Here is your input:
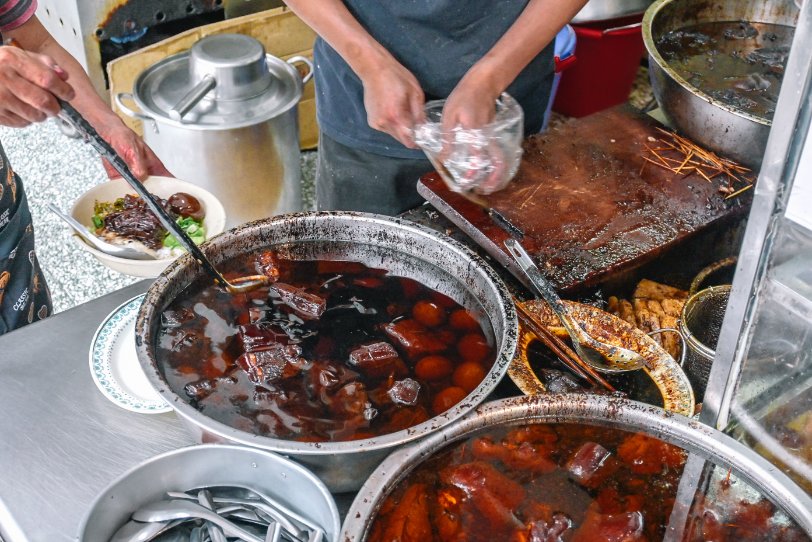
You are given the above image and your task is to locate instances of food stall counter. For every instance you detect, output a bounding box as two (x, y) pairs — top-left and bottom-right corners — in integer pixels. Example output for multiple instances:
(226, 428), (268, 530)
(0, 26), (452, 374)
(0, 281), (193, 541)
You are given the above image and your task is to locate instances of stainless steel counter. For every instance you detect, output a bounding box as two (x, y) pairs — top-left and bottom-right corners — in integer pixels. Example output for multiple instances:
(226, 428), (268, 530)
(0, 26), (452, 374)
(0, 205), (518, 541)
(0, 281), (194, 541)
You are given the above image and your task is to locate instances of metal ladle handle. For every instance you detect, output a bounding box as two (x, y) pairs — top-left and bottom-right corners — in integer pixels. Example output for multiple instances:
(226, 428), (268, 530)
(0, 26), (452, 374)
(57, 100), (231, 289)
(169, 75), (216, 121)
(504, 238), (579, 334)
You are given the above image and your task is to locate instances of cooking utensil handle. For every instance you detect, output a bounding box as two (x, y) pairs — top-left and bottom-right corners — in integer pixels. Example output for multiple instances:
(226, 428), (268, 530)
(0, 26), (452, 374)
(46, 202), (90, 236)
(169, 75), (216, 121)
(115, 92), (158, 132)
(286, 55), (314, 84)
(57, 100), (230, 289)
(503, 239), (572, 322)
(602, 21), (642, 35)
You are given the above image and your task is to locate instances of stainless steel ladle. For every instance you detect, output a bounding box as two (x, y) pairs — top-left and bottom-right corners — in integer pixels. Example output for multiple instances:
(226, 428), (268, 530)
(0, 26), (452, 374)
(57, 101), (268, 294)
(47, 203), (157, 260)
(504, 238), (648, 373)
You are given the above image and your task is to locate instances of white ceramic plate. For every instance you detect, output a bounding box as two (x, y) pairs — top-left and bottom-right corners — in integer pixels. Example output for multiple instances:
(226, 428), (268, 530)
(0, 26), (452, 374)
(89, 294), (171, 414)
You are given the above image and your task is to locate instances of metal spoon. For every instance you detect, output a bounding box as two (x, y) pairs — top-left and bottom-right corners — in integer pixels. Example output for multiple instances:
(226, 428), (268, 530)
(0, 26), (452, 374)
(168, 491), (307, 541)
(132, 500), (264, 542)
(504, 238), (648, 373)
(47, 203), (156, 260)
(109, 518), (186, 542)
(56, 101), (269, 295)
(198, 490), (227, 542)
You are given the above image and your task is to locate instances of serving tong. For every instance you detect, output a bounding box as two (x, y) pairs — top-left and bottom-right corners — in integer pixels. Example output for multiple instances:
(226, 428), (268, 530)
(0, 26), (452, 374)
(504, 238), (649, 373)
(56, 101), (268, 294)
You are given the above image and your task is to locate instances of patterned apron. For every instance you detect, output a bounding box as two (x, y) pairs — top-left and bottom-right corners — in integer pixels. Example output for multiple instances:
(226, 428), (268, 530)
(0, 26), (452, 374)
(0, 141), (52, 334)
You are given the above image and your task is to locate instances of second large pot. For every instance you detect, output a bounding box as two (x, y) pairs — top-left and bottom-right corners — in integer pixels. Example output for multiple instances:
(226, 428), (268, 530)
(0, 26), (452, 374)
(117, 34), (312, 228)
(134, 212), (518, 493)
(643, 0), (799, 169)
(343, 394), (812, 540)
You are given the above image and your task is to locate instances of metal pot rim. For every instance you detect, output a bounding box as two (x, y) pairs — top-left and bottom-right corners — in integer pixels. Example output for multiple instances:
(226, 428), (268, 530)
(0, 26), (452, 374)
(643, 0), (773, 127)
(131, 52), (304, 131)
(135, 211), (518, 456)
(342, 394), (812, 541)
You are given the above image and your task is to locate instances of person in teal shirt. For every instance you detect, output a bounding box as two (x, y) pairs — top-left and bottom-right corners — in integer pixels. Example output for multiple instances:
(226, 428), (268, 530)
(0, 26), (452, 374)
(283, 0), (587, 215)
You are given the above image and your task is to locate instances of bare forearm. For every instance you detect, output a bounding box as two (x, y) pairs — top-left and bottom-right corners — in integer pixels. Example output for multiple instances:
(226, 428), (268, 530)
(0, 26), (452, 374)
(283, 0), (396, 79)
(466, 0), (589, 97)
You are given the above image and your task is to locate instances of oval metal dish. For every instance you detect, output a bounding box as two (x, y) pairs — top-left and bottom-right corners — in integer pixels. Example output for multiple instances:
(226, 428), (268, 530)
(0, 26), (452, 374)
(509, 299), (695, 416)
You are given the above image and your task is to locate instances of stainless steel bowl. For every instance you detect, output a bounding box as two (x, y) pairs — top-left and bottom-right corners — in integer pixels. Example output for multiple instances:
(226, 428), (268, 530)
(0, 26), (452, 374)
(643, 0), (799, 168)
(342, 394), (812, 541)
(134, 212), (518, 493)
(573, 0), (654, 23)
(78, 444), (340, 541)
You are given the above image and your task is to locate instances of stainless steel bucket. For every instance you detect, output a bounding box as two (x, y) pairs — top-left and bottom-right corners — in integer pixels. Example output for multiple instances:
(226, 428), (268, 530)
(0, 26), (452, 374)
(643, 0), (799, 168)
(116, 34), (313, 228)
(679, 284), (731, 398)
(134, 212), (519, 493)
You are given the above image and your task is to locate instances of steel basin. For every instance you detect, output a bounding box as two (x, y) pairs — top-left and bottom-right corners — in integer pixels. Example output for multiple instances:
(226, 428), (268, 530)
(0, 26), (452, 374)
(643, 0), (799, 168)
(342, 394), (812, 540)
(134, 212), (518, 493)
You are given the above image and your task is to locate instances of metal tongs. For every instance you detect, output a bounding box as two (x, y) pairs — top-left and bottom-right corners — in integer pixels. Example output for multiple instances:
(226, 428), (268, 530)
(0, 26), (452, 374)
(504, 238), (648, 373)
(57, 101), (268, 294)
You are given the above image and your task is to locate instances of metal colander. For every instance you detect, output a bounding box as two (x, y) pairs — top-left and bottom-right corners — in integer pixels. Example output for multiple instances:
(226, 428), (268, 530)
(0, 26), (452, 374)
(679, 284), (731, 399)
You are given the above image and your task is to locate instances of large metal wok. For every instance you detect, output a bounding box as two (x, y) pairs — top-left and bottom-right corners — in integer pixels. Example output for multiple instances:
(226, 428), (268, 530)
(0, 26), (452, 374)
(342, 394), (812, 541)
(134, 212), (518, 493)
(643, 0), (799, 168)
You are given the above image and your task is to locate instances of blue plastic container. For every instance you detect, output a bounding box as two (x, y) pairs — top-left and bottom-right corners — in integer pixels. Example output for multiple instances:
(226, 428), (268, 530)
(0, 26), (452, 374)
(542, 24), (577, 130)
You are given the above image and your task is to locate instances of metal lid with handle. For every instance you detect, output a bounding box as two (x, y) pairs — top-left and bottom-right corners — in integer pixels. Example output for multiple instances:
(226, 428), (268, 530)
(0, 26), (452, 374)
(116, 34), (314, 130)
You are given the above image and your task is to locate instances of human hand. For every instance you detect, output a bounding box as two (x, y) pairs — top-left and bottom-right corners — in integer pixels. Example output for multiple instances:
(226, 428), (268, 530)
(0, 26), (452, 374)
(359, 58), (425, 148)
(0, 46), (75, 127)
(440, 70), (501, 133)
(96, 120), (172, 181)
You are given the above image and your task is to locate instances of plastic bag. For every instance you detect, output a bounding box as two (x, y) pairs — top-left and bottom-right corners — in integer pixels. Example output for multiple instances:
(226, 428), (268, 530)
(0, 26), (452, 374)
(414, 93), (524, 195)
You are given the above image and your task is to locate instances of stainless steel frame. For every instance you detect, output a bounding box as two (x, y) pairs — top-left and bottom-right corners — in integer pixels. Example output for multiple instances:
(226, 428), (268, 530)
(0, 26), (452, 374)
(701, 0), (812, 429)
(698, 0), (812, 500)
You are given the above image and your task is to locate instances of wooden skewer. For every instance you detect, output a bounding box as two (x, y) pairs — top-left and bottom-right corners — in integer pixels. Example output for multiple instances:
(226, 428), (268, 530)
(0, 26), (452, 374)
(515, 303), (617, 393)
(642, 156), (674, 171)
(724, 183), (753, 199)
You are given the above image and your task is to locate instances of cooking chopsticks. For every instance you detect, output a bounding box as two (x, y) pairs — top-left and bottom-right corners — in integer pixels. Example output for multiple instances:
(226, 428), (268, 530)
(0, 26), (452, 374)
(515, 302), (617, 393)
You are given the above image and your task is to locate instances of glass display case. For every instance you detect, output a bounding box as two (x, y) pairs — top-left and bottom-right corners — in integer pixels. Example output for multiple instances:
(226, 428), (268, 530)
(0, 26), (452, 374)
(701, 0), (812, 500)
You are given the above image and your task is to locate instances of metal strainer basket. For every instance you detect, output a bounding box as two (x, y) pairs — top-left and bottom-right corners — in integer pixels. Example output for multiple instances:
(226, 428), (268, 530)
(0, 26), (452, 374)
(679, 284), (731, 399)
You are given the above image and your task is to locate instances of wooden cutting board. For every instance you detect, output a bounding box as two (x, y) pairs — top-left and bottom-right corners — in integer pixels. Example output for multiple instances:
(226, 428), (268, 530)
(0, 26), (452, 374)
(417, 105), (752, 293)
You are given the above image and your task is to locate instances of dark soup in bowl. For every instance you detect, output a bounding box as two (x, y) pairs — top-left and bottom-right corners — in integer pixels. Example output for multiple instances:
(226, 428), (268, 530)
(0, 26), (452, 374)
(155, 242), (496, 443)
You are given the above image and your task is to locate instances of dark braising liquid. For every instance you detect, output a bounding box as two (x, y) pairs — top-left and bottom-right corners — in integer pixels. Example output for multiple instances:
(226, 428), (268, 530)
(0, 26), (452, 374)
(657, 21), (794, 119)
(526, 340), (665, 407)
(369, 423), (808, 542)
(156, 248), (496, 442)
